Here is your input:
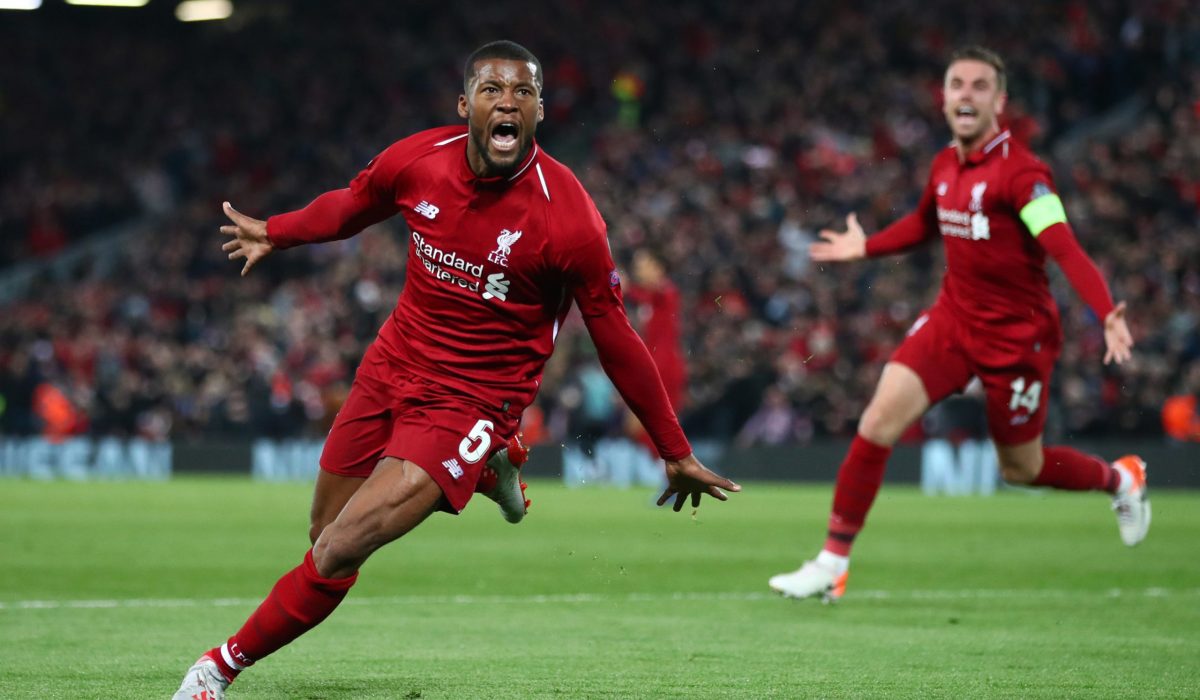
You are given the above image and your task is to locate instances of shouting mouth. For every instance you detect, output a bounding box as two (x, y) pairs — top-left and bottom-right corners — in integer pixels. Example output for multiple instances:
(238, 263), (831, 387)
(490, 121), (520, 153)
(953, 105), (979, 126)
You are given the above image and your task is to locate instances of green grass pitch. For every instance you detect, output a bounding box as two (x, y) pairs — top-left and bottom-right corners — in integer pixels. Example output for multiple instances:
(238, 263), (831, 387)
(2, 478), (1198, 698)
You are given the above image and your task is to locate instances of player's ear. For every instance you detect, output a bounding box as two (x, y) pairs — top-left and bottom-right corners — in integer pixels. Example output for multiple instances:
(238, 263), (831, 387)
(537, 98), (544, 123)
(457, 94), (469, 119)
(994, 91), (1007, 117)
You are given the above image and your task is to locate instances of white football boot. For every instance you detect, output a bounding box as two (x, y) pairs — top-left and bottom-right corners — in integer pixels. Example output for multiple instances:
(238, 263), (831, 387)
(1111, 455), (1151, 546)
(171, 655), (229, 700)
(479, 435), (530, 524)
(769, 556), (849, 603)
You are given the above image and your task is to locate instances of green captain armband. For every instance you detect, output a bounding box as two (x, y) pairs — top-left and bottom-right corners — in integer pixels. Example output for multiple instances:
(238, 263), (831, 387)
(1019, 193), (1068, 237)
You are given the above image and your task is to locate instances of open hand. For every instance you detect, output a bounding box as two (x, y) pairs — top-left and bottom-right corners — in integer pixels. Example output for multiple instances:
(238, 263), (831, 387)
(810, 213), (867, 263)
(657, 454), (741, 512)
(1103, 301), (1134, 365)
(220, 201), (274, 276)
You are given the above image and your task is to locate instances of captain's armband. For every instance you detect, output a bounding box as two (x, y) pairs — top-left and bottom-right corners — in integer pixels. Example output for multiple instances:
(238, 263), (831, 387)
(1019, 193), (1067, 237)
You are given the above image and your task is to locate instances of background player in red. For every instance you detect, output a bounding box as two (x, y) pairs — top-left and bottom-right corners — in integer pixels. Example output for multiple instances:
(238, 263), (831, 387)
(624, 249), (688, 452)
(768, 47), (1145, 603)
(173, 40), (739, 699)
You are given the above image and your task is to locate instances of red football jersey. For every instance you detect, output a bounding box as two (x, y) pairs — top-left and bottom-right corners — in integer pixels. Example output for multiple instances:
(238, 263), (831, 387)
(272, 126), (621, 416)
(917, 130), (1064, 338)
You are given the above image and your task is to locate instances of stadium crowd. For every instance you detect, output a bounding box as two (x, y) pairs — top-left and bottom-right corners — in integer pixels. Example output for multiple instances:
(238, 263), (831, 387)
(1, 0), (1197, 447)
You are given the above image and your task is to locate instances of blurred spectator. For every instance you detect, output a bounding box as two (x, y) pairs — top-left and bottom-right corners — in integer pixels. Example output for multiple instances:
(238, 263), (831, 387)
(0, 351), (40, 436)
(625, 249), (687, 409)
(735, 385), (812, 447)
(0, 0), (1195, 444)
(1162, 364), (1200, 443)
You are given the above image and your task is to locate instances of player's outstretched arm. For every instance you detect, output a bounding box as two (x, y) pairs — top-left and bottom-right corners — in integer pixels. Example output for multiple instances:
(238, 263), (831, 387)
(810, 213), (867, 263)
(1035, 222), (1132, 365)
(581, 307), (740, 511)
(1104, 301), (1134, 365)
(220, 201), (274, 277)
(657, 454), (741, 512)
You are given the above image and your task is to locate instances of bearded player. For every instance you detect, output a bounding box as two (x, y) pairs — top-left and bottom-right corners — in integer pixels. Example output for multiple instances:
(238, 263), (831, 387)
(769, 46), (1146, 603)
(173, 40), (739, 698)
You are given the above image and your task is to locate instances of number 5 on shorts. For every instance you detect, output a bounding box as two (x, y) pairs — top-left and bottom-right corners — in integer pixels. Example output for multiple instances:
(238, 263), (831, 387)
(459, 419), (495, 463)
(1008, 378), (1042, 413)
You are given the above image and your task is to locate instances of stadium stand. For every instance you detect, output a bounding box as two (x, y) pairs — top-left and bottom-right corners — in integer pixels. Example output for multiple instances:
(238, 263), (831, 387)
(0, 0), (1196, 446)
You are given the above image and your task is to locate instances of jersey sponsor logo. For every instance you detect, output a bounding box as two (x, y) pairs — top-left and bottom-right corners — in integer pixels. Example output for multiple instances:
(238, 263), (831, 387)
(970, 211), (990, 240)
(1030, 182), (1052, 202)
(487, 229), (523, 267)
(412, 231), (484, 292)
(414, 201), (440, 219)
(482, 272), (510, 301)
(442, 458), (464, 479)
(931, 181), (990, 240)
(608, 269), (621, 287)
(937, 206), (990, 241)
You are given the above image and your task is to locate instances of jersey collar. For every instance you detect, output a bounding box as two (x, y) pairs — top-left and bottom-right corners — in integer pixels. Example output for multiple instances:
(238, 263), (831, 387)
(459, 139), (541, 187)
(956, 129), (1011, 165)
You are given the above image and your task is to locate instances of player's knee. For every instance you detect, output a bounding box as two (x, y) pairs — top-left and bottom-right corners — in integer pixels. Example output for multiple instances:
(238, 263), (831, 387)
(857, 404), (902, 446)
(309, 508), (342, 545)
(311, 527), (367, 578)
(998, 458), (1039, 484)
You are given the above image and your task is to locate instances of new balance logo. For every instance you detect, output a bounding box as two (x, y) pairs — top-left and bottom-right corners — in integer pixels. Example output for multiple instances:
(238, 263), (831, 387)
(482, 272), (509, 301)
(442, 458), (464, 479)
(415, 201), (439, 219)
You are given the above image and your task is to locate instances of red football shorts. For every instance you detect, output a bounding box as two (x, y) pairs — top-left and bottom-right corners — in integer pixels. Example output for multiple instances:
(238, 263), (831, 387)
(890, 303), (1062, 445)
(319, 343), (521, 513)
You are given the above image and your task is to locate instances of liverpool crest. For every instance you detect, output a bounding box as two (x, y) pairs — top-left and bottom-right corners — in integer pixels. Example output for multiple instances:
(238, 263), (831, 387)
(488, 229), (522, 267)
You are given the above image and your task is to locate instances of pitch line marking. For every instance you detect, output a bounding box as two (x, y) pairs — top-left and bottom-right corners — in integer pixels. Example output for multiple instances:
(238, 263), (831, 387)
(2, 588), (1199, 611)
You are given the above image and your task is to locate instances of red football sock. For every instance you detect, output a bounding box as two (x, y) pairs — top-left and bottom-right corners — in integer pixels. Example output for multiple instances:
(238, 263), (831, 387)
(207, 549), (358, 682)
(1033, 446), (1119, 494)
(823, 435), (892, 557)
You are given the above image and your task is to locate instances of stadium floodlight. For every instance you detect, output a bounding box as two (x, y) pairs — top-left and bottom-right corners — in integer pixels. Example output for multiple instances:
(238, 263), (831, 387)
(65, 0), (150, 6)
(0, 0), (42, 9)
(175, 0), (231, 21)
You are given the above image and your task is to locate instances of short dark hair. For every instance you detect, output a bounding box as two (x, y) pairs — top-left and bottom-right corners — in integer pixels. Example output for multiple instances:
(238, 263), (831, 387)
(463, 40), (543, 94)
(948, 46), (1007, 93)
